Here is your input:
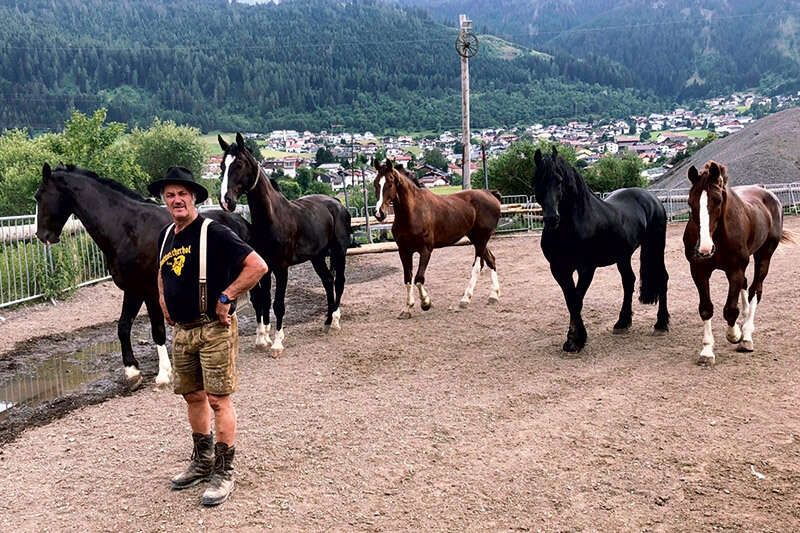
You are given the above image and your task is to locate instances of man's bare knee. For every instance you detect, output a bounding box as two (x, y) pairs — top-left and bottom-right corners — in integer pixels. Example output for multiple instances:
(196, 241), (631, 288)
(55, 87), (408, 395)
(206, 393), (231, 412)
(183, 390), (207, 404)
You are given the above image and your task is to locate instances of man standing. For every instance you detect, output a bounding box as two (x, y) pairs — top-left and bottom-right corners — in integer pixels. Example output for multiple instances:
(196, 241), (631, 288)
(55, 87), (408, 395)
(149, 166), (268, 506)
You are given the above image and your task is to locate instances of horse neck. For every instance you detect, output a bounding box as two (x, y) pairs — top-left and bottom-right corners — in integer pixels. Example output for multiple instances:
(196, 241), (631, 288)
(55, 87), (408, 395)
(245, 171), (288, 227)
(718, 185), (748, 237)
(559, 165), (598, 222)
(61, 176), (142, 250)
(390, 173), (420, 219)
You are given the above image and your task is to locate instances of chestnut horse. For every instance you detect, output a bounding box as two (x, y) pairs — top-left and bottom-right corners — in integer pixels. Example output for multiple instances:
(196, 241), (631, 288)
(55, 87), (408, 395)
(373, 159), (501, 317)
(684, 161), (794, 365)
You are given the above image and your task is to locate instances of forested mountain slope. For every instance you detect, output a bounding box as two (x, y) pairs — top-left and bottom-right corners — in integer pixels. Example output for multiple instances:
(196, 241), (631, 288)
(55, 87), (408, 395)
(0, 0), (663, 132)
(397, 0), (800, 99)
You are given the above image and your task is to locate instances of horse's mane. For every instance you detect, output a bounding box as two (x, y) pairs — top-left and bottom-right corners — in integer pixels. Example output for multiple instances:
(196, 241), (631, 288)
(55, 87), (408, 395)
(54, 164), (158, 204)
(553, 153), (593, 197)
(394, 165), (423, 189)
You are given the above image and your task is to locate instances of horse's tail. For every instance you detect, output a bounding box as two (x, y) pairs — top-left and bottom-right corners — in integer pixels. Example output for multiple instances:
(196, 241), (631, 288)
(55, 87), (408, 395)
(781, 229), (797, 245)
(638, 209), (669, 305)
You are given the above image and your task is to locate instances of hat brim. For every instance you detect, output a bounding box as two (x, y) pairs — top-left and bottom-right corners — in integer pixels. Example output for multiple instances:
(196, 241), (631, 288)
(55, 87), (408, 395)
(147, 178), (208, 204)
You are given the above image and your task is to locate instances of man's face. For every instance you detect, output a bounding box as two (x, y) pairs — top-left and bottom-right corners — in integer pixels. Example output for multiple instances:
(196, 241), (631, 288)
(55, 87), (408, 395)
(163, 183), (196, 222)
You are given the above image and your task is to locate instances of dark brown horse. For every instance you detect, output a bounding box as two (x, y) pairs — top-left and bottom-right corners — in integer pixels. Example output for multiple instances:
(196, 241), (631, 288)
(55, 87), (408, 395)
(684, 161), (794, 365)
(218, 133), (351, 356)
(372, 159), (501, 317)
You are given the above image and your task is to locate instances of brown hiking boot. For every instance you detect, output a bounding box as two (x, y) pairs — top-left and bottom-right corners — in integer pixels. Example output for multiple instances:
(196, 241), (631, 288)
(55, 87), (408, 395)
(171, 432), (214, 490)
(201, 442), (235, 506)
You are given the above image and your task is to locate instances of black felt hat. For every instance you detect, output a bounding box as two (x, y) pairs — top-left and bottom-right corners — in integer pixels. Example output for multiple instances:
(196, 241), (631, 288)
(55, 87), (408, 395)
(147, 166), (208, 203)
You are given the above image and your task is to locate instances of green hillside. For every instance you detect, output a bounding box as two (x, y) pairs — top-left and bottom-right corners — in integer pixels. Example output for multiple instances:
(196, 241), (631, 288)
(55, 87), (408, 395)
(0, 0), (663, 133)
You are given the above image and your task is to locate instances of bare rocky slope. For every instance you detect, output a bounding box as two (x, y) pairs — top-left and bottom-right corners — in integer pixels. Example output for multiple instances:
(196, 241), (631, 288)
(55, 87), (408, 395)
(650, 107), (800, 190)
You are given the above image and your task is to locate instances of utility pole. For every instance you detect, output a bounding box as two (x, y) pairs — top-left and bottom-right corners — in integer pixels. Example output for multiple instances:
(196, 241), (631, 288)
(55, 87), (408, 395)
(481, 141), (488, 189)
(361, 160), (372, 244)
(456, 15), (478, 190)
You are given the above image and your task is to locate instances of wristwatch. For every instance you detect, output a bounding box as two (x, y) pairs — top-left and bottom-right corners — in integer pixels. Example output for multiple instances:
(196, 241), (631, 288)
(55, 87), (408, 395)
(218, 293), (234, 305)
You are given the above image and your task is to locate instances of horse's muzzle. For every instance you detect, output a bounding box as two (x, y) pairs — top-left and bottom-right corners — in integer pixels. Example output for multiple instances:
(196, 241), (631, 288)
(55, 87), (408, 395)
(695, 244), (716, 259)
(375, 210), (386, 222)
(221, 194), (237, 213)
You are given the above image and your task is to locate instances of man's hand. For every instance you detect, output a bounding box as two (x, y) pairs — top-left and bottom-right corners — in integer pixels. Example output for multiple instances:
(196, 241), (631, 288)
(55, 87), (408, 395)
(216, 301), (232, 326)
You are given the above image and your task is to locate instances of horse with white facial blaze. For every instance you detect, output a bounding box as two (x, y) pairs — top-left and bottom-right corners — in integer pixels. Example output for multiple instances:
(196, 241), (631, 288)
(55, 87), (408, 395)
(34, 163), (267, 389)
(218, 133), (351, 356)
(683, 161), (794, 365)
(533, 146), (670, 353)
(372, 159), (501, 317)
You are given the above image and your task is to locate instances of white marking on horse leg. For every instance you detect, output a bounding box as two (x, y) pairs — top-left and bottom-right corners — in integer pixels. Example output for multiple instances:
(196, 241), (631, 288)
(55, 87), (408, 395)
(416, 282), (431, 310)
(698, 191), (714, 255)
(155, 345), (172, 387)
(739, 289), (750, 322)
(488, 268), (500, 304)
(124, 365), (141, 381)
(698, 319), (715, 364)
(460, 257), (482, 308)
(399, 283), (414, 318)
(255, 321), (272, 349)
(330, 307), (342, 330)
(742, 295), (758, 343)
(270, 328), (285, 357)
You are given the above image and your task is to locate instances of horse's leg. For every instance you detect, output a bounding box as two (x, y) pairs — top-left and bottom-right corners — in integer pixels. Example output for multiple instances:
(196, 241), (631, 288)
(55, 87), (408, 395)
(311, 256), (336, 332)
(723, 267), (747, 345)
(572, 265), (595, 349)
(252, 274), (273, 349)
(613, 257), (635, 333)
(414, 247), (433, 311)
(119, 291), (145, 389)
(270, 268), (289, 356)
(483, 246), (500, 304)
(330, 250), (347, 330)
(398, 247), (415, 319)
(690, 265), (715, 365)
(739, 246), (777, 352)
(459, 251), (482, 308)
(143, 296), (171, 388)
(551, 265), (586, 352)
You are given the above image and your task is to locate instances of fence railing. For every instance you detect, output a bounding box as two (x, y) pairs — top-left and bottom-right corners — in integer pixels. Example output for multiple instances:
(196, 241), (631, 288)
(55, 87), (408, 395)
(4, 183), (799, 309)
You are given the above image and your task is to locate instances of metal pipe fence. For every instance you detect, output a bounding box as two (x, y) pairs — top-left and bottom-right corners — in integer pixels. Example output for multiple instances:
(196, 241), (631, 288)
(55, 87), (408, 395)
(4, 183), (799, 309)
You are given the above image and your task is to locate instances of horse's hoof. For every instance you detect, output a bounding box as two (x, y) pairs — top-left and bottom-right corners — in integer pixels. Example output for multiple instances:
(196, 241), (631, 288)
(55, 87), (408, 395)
(154, 374), (172, 390)
(562, 340), (583, 353)
(255, 341), (271, 351)
(697, 354), (715, 366)
(458, 299), (470, 309)
(398, 310), (412, 319)
(651, 327), (668, 337)
(737, 340), (754, 352)
(726, 325), (743, 344)
(127, 374), (144, 391)
(612, 326), (630, 335)
(487, 296), (499, 305)
(270, 348), (284, 359)
(421, 301), (432, 311)
(323, 324), (331, 333)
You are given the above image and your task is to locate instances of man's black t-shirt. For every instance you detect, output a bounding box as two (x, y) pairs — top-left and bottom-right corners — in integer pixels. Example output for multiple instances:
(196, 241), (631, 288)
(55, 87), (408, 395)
(158, 215), (253, 324)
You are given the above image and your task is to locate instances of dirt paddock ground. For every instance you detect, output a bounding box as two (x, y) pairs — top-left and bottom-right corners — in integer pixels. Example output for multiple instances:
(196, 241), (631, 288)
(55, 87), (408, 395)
(1, 218), (799, 531)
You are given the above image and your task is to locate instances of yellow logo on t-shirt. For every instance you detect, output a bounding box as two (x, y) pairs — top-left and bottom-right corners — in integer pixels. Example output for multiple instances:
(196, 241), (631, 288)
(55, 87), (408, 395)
(172, 255), (186, 276)
(160, 244), (192, 276)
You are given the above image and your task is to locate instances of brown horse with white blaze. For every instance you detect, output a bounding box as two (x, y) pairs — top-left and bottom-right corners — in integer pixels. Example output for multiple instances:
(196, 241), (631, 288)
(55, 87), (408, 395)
(373, 159), (502, 317)
(684, 161), (794, 365)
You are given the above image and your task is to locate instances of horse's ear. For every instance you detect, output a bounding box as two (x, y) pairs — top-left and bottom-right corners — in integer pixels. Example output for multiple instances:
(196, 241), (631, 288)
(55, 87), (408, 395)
(386, 159), (394, 170)
(372, 158), (381, 170)
(534, 149), (543, 165)
(42, 162), (52, 179)
(551, 145), (558, 157)
(235, 132), (245, 148)
(688, 165), (699, 184)
(218, 135), (229, 151)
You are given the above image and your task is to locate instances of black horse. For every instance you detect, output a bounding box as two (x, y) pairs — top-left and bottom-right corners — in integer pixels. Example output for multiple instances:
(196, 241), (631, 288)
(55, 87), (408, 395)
(218, 133), (351, 356)
(533, 147), (670, 352)
(34, 163), (267, 388)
